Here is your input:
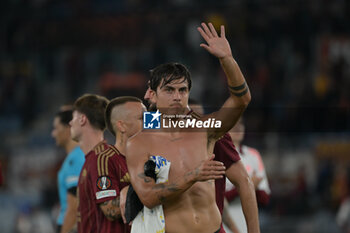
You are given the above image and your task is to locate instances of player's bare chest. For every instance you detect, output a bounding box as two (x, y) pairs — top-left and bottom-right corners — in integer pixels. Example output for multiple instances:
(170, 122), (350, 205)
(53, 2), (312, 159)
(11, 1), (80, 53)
(148, 133), (208, 171)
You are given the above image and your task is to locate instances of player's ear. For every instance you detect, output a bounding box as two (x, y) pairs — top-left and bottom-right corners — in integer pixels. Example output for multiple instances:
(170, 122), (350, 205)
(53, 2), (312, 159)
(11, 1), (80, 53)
(80, 114), (87, 126)
(116, 120), (126, 133)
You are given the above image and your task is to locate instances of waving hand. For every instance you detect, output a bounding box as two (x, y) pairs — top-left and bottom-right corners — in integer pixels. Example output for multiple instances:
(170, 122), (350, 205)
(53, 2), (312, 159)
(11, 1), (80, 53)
(197, 22), (232, 59)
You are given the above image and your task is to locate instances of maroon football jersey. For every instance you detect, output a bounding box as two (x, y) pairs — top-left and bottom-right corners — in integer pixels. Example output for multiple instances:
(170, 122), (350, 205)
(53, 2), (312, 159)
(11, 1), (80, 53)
(77, 142), (130, 233)
(214, 133), (240, 214)
(214, 133), (240, 233)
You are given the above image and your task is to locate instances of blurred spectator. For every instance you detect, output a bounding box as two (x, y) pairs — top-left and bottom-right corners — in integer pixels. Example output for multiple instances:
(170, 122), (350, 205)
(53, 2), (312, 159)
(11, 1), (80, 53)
(225, 117), (271, 233)
(65, 51), (85, 102)
(99, 70), (147, 99)
(331, 165), (350, 211)
(289, 165), (310, 215)
(336, 167), (350, 233)
(15, 206), (55, 233)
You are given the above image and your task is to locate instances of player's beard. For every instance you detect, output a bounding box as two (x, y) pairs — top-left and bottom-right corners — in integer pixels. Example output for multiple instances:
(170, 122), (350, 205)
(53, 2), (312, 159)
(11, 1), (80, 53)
(147, 103), (157, 112)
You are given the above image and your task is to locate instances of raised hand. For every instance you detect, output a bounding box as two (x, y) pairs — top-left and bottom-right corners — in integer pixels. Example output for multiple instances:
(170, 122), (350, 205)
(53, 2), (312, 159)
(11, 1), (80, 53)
(197, 22), (232, 59)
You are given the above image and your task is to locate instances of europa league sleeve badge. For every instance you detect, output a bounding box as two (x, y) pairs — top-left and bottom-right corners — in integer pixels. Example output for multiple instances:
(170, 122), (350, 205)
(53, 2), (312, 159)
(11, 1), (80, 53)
(96, 176), (112, 190)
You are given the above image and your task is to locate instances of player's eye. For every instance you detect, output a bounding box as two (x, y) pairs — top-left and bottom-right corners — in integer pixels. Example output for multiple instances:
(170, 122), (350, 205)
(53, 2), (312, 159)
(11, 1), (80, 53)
(179, 88), (188, 93)
(165, 88), (173, 93)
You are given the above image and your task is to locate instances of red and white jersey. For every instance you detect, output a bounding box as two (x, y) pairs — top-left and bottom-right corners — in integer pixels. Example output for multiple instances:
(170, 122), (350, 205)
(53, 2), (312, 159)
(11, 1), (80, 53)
(226, 145), (271, 196)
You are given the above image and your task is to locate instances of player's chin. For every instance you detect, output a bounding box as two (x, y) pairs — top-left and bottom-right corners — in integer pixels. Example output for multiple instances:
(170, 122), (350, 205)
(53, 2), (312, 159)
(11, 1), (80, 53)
(170, 107), (186, 115)
(147, 104), (157, 112)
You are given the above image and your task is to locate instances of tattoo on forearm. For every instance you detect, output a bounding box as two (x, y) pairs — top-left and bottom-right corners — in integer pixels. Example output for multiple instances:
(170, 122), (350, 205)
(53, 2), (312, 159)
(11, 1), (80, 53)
(112, 197), (120, 207)
(167, 184), (180, 192)
(228, 82), (248, 97)
(106, 206), (118, 220)
(152, 183), (180, 192)
(101, 197), (121, 220)
(138, 173), (152, 183)
(152, 182), (181, 203)
(152, 183), (166, 189)
(158, 194), (167, 203)
(100, 200), (109, 206)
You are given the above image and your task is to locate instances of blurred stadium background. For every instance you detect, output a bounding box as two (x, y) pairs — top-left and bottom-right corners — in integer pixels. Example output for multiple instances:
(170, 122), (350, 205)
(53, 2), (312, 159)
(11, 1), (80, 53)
(0, 0), (350, 232)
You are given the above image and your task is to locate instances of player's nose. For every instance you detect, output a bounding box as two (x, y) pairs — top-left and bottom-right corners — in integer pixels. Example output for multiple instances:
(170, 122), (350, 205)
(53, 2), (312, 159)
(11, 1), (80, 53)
(173, 90), (181, 100)
(144, 87), (151, 100)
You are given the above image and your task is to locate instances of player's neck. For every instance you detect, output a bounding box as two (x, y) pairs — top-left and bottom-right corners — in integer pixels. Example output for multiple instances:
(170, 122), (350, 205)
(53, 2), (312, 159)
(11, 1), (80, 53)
(114, 132), (127, 155)
(79, 128), (104, 154)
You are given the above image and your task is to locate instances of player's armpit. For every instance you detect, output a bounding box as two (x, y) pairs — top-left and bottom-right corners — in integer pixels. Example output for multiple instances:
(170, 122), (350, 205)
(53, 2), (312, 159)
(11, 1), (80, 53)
(99, 196), (121, 221)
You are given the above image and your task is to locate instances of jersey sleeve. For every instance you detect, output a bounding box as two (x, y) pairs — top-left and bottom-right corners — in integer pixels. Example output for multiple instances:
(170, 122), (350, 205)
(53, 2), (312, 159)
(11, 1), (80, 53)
(214, 133), (241, 169)
(65, 148), (85, 189)
(256, 190), (270, 206)
(93, 149), (121, 204)
(225, 188), (239, 202)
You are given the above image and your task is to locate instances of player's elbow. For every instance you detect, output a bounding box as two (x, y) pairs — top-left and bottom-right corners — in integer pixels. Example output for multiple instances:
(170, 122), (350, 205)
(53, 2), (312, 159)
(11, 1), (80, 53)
(238, 91), (251, 107)
(243, 91), (251, 106)
(140, 196), (159, 209)
(144, 202), (157, 209)
(231, 92), (251, 110)
(138, 190), (162, 209)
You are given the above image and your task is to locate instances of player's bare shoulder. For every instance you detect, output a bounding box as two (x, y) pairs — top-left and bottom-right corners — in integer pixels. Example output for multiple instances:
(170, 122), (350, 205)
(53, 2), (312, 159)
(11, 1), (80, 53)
(126, 131), (154, 157)
(129, 130), (156, 142)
